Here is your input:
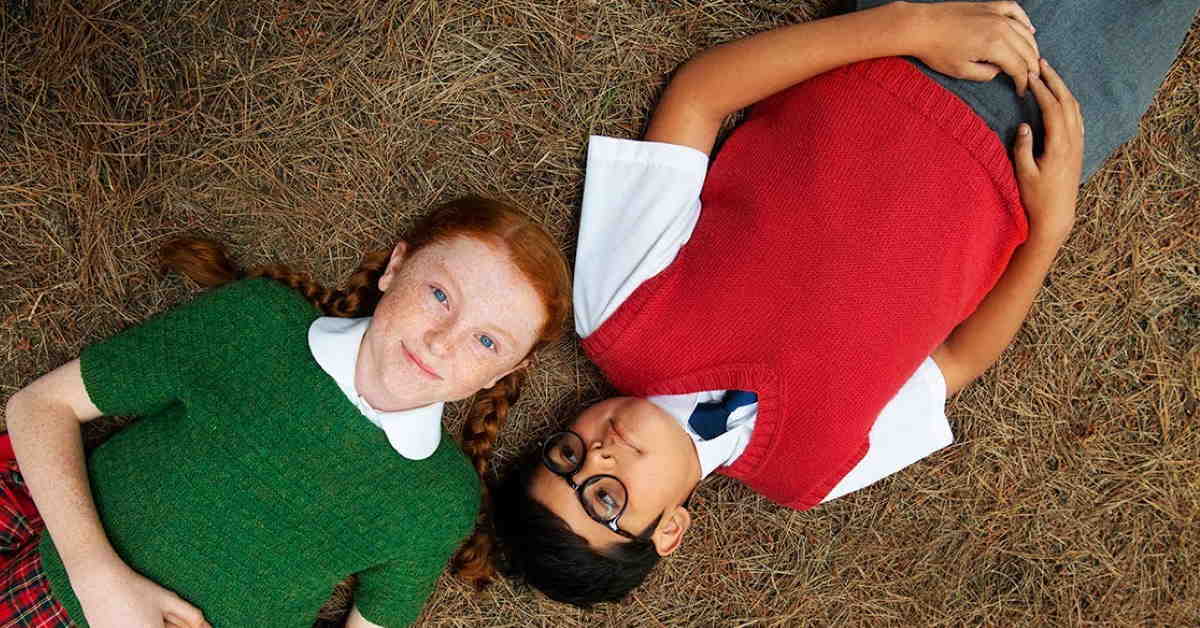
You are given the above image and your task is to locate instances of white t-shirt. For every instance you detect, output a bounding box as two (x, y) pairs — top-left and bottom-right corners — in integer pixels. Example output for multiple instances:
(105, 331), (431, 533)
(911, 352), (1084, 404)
(575, 135), (954, 503)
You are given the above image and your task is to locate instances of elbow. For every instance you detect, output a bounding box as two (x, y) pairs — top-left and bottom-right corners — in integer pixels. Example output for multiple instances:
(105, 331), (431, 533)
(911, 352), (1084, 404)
(931, 345), (977, 397)
(4, 389), (30, 433)
(663, 55), (725, 120)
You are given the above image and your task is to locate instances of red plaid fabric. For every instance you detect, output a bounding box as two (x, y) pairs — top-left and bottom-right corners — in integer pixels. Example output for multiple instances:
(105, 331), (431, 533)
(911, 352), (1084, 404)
(0, 436), (74, 628)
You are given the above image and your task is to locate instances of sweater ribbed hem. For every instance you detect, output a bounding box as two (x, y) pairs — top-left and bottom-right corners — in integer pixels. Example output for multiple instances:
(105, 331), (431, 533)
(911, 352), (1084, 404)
(851, 58), (1027, 238)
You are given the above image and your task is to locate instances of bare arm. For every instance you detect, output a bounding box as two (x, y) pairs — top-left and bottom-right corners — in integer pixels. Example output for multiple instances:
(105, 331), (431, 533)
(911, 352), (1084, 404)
(5, 360), (208, 628)
(933, 59), (1084, 395)
(932, 236), (1061, 395)
(6, 360), (113, 572)
(646, 1), (1040, 154)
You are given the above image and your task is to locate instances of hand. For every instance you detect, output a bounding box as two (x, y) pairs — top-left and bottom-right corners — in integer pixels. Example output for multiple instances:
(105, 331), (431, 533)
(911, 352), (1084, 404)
(908, 1), (1040, 96)
(70, 559), (211, 628)
(1013, 59), (1083, 248)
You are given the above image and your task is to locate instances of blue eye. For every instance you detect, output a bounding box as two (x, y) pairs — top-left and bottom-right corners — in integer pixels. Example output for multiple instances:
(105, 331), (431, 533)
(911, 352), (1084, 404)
(432, 287), (447, 304)
(479, 335), (495, 350)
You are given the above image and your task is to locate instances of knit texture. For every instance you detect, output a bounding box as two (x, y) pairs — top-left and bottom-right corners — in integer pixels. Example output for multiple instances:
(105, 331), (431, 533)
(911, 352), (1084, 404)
(38, 278), (479, 627)
(583, 58), (1028, 510)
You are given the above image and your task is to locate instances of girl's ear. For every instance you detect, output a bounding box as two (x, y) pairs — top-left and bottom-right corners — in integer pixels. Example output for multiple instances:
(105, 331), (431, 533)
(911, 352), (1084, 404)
(651, 505), (692, 557)
(484, 359), (530, 389)
(377, 242), (409, 292)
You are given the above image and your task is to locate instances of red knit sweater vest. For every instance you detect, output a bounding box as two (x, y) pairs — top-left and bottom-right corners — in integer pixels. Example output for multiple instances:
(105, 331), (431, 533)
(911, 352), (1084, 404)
(582, 59), (1028, 510)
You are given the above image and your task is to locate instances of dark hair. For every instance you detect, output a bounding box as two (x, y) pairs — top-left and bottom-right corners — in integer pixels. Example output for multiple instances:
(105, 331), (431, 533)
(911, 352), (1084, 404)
(491, 451), (662, 607)
(160, 196), (572, 591)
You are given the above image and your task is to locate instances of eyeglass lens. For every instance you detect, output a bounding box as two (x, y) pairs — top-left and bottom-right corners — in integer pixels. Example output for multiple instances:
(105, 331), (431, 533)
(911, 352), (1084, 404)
(581, 476), (627, 522)
(544, 432), (585, 473)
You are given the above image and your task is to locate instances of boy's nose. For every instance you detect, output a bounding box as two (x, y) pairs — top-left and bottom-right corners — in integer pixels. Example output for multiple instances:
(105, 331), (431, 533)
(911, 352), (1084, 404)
(573, 449), (614, 484)
(588, 439), (618, 466)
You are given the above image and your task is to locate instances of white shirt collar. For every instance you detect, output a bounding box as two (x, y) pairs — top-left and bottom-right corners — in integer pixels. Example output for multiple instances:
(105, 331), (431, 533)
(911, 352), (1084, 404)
(647, 393), (755, 480)
(308, 316), (444, 460)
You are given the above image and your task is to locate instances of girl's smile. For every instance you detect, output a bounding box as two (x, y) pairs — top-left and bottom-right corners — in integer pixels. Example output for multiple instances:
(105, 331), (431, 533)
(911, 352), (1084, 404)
(402, 342), (442, 380)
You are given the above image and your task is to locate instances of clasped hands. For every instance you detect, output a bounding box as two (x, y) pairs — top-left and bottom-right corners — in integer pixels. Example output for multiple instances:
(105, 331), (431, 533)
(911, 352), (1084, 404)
(904, 0), (1084, 246)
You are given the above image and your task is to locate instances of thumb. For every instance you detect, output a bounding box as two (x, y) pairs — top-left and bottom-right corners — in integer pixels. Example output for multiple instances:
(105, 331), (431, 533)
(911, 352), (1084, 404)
(960, 61), (1002, 82)
(1012, 123), (1037, 177)
(161, 594), (207, 628)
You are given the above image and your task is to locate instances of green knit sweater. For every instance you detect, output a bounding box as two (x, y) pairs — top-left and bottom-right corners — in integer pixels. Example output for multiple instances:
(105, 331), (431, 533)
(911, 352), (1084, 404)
(38, 278), (479, 627)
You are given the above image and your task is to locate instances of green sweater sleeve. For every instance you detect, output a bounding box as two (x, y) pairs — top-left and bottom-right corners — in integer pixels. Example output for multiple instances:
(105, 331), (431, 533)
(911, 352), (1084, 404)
(355, 473), (478, 627)
(355, 558), (434, 627)
(354, 529), (469, 627)
(79, 278), (308, 417)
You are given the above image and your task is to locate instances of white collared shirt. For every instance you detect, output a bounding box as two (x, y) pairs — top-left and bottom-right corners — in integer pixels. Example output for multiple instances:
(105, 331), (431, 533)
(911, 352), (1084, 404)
(576, 135), (953, 502)
(308, 316), (445, 460)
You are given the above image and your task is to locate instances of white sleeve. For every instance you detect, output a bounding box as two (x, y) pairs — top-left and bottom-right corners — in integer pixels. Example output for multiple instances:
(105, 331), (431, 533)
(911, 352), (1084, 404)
(821, 357), (953, 502)
(574, 135), (709, 338)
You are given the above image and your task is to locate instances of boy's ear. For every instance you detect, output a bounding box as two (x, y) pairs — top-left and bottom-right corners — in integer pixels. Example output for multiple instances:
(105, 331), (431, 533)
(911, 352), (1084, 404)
(651, 505), (692, 557)
(485, 358), (530, 389)
(377, 241), (409, 292)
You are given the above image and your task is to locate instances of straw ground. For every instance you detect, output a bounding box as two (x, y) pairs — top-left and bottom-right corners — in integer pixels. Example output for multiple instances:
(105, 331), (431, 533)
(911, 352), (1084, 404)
(2, 1), (1197, 626)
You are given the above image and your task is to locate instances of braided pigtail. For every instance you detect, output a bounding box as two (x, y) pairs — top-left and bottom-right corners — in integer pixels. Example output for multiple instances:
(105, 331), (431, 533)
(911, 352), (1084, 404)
(322, 249), (389, 317)
(449, 369), (527, 589)
(160, 238), (390, 318)
(159, 238), (243, 287)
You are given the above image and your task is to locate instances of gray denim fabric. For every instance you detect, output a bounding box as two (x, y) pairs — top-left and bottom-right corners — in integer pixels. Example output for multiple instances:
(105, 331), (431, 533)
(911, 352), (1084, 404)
(854, 0), (1199, 181)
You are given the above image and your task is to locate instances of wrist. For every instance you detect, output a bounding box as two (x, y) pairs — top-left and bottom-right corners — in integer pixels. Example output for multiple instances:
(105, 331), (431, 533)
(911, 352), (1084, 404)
(1022, 229), (1068, 256)
(63, 546), (125, 584)
(888, 1), (932, 57)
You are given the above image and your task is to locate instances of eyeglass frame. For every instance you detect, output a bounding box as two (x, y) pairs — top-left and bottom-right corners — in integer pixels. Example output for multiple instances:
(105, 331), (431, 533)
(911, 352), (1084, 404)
(540, 430), (641, 540)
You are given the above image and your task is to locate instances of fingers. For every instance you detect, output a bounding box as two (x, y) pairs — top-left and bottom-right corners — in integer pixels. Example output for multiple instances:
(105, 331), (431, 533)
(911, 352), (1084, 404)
(974, 10), (1038, 96)
(1038, 58), (1079, 114)
(1041, 59), (1084, 146)
(1026, 70), (1061, 139)
(1012, 123), (1038, 177)
(1032, 59), (1084, 144)
(1006, 36), (1040, 97)
(992, 1), (1035, 34)
(1006, 19), (1039, 65)
(984, 1), (1038, 96)
(989, 39), (1037, 96)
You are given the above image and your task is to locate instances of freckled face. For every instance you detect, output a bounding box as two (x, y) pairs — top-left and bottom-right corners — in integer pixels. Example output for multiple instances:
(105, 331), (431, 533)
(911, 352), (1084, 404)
(354, 235), (546, 411)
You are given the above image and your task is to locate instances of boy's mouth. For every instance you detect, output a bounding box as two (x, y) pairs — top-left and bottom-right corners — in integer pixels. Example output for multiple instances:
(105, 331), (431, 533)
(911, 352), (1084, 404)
(610, 417), (641, 454)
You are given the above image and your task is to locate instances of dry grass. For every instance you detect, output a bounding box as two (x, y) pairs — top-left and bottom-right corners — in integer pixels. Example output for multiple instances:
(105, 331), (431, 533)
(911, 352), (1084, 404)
(2, 1), (1197, 626)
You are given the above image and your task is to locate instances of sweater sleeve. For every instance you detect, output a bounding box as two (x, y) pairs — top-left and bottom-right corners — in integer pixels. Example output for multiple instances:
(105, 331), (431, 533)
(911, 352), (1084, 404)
(353, 470), (477, 627)
(353, 536), (467, 627)
(79, 278), (301, 417)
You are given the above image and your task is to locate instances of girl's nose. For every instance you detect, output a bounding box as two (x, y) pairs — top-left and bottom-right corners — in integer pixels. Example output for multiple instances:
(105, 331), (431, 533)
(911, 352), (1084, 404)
(424, 324), (452, 357)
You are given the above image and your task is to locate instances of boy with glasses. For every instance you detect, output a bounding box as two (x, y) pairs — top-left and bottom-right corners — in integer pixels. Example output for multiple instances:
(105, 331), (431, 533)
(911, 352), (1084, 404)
(490, 0), (1198, 608)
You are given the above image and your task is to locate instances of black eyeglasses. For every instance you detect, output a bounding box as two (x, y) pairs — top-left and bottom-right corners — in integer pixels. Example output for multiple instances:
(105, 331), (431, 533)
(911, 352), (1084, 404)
(541, 431), (639, 540)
